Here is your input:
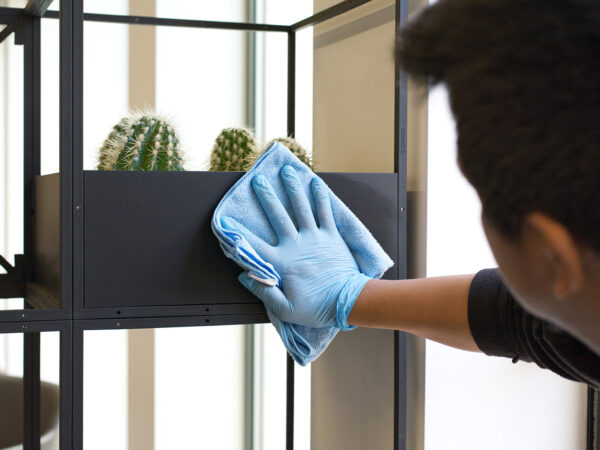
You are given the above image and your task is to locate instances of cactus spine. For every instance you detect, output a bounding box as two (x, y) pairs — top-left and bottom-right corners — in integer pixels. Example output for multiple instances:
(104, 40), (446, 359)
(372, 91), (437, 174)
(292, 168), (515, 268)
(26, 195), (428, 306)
(98, 113), (184, 171)
(209, 127), (259, 171)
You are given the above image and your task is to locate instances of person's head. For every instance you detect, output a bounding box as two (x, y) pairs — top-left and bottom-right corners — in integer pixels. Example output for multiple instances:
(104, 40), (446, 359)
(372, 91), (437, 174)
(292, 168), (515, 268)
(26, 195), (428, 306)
(397, 0), (600, 350)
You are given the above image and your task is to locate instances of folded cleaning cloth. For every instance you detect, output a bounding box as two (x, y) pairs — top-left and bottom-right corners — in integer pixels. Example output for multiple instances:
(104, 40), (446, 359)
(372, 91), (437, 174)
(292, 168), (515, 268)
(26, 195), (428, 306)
(212, 142), (394, 365)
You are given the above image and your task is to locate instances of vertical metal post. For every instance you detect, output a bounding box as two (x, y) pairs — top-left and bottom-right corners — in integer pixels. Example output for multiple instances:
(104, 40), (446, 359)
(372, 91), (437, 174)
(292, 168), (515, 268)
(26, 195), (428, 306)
(71, 323), (84, 450)
(287, 31), (296, 138)
(244, 325), (255, 450)
(246, 0), (257, 131)
(245, 2), (257, 448)
(23, 16), (41, 290)
(60, 0), (81, 446)
(588, 387), (599, 450)
(286, 355), (295, 450)
(60, 323), (73, 450)
(22, 15), (42, 450)
(394, 0), (408, 449)
(23, 332), (41, 450)
(71, 0), (84, 318)
(59, 0), (73, 316)
(285, 29), (296, 450)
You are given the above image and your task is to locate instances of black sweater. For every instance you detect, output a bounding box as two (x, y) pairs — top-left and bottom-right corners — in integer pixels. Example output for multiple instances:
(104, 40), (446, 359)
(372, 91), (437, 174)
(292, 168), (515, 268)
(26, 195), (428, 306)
(468, 268), (600, 388)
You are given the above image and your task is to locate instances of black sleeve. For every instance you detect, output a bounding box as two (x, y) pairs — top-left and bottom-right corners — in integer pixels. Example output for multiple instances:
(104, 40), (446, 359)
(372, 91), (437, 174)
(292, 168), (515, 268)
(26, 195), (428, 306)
(468, 268), (600, 388)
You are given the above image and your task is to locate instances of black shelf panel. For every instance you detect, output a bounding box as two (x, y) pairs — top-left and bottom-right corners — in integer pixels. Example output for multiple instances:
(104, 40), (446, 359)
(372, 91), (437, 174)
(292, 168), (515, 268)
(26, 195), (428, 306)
(82, 170), (399, 312)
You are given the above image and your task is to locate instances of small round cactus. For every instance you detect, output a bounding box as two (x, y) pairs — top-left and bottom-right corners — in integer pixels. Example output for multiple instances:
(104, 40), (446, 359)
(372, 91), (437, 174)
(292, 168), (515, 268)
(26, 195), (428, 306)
(243, 136), (313, 171)
(209, 127), (259, 171)
(266, 137), (313, 169)
(98, 113), (184, 171)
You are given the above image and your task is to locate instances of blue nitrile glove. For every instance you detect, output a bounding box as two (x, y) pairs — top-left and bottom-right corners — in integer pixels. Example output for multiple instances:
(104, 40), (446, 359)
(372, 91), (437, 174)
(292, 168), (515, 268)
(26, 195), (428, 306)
(220, 165), (371, 330)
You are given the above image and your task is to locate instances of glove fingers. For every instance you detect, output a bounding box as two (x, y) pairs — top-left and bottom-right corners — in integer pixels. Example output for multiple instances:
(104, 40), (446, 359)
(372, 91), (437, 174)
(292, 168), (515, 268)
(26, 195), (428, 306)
(311, 178), (336, 232)
(281, 165), (317, 231)
(238, 272), (291, 320)
(252, 174), (298, 241)
(220, 216), (275, 261)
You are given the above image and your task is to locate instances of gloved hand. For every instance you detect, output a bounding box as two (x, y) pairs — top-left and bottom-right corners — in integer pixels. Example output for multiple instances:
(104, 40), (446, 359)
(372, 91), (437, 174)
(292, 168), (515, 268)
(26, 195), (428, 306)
(220, 165), (371, 330)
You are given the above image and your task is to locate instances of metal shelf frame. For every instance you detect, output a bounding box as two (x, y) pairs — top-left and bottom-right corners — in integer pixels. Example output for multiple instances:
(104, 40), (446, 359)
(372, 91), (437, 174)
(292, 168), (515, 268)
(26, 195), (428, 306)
(0, 0), (414, 449)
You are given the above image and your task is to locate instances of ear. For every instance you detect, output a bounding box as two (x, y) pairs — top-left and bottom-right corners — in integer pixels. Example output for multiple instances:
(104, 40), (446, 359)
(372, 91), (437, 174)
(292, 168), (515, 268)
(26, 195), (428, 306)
(524, 212), (584, 301)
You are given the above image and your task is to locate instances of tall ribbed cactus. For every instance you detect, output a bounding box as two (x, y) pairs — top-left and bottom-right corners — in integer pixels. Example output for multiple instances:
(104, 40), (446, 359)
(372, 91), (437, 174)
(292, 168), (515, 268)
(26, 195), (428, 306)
(98, 114), (184, 171)
(209, 127), (259, 171)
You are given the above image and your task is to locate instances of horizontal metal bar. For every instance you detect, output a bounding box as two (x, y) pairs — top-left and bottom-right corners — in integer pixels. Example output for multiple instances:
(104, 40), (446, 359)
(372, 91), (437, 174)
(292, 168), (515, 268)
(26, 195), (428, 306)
(0, 7), (23, 18)
(43, 10), (289, 32)
(0, 308), (69, 327)
(24, 0), (54, 17)
(73, 313), (269, 331)
(291, 0), (371, 31)
(75, 302), (268, 320)
(0, 319), (68, 334)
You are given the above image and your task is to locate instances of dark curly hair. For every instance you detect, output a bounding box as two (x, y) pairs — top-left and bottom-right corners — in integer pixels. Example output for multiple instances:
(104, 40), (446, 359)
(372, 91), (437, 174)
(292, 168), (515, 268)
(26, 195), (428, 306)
(397, 0), (600, 253)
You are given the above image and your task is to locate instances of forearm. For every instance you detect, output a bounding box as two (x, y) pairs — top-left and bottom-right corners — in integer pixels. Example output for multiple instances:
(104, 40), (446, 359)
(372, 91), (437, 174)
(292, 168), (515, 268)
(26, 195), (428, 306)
(347, 275), (480, 352)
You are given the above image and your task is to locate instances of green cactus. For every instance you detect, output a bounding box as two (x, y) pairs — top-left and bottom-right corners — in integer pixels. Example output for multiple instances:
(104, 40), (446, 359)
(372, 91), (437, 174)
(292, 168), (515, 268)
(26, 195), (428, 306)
(209, 127), (259, 171)
(243, 136), (313, 171)
(97, 113), (184, 171)
(267, 137), (313, 169)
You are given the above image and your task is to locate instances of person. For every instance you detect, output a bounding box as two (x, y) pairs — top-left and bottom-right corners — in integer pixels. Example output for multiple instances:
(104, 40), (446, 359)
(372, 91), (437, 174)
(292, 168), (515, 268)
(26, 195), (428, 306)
(221, 0), (600, 387)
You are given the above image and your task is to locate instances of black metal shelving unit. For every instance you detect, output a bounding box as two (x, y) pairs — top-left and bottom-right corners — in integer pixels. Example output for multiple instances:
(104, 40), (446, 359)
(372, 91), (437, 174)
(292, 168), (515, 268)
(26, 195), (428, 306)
(0, 0), (414, 449)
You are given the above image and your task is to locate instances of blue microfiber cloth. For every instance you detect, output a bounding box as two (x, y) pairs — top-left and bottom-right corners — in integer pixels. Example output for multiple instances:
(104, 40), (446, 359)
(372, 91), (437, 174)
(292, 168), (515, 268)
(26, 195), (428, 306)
(212, 142), (394, 365)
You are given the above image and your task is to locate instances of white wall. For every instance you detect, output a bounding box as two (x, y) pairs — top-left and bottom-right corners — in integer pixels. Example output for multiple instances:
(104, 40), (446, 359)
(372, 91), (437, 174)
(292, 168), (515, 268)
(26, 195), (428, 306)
(424, 86), (588, 450)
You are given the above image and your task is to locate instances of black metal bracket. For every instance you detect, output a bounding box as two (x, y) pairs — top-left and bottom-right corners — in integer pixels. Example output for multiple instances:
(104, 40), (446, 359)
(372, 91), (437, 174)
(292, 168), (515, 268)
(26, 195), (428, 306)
(0, 13), (29, 44)
(0, 0), (53, 44)
(0, 254), (25, 299)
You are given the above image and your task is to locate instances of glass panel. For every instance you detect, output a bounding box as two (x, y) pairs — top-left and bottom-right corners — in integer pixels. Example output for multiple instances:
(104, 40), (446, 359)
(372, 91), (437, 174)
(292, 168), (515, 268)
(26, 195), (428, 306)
(0, 331), (61, 450)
